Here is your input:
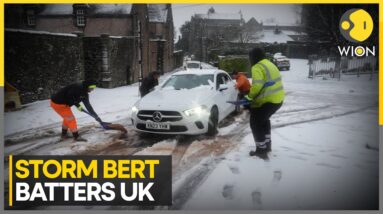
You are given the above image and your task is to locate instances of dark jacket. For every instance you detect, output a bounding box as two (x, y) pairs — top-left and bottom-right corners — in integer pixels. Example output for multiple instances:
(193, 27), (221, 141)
(139, 73), (159, 97)
(51, 81), (99, 118)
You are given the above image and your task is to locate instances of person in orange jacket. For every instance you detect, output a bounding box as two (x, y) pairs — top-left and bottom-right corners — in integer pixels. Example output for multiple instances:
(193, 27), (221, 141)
(232, 70), (251, 99)
(50, 80), (101, 142)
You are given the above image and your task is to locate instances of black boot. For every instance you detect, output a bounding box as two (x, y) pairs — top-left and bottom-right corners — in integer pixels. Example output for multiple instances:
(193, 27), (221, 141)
(60, 128), (69, 140)
(249, 146), (269, 160)
(72, 131), (87, 142)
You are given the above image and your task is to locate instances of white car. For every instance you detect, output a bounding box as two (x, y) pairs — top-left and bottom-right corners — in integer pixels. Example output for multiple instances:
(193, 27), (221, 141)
(184, 61), (216, 70)
(131, 69), (238, 135)
(273, 53), (290, 70)
(184, 61), (202, 70)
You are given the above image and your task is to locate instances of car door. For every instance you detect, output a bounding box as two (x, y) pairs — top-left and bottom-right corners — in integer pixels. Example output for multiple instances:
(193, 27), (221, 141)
(214, 73), (233, 120)
(221, 73), (237, 117)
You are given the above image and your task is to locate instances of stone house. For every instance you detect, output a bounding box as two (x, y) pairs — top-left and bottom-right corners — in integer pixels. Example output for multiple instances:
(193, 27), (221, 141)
(5, 4), (174, 93)
(188, 8), (245, 61)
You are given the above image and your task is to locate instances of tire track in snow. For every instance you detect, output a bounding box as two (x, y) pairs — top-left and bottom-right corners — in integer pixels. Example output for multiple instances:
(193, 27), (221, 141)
(272, 104), (377, 129)
(170, 104), (377, 209)
(3, 103), (377, 210)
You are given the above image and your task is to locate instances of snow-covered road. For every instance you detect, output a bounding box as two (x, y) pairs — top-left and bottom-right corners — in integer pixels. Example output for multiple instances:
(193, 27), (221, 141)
(4, 59), (379, 210)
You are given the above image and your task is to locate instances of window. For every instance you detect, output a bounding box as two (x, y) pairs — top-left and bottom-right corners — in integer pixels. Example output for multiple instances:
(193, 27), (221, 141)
(76, 9), (84, 15)
(162, 74), (214, 90)
(216, 74), (224, 89)
(26, 10), (36, 26)
(216, 73), (231, 90)
(76, 9), (85, 27)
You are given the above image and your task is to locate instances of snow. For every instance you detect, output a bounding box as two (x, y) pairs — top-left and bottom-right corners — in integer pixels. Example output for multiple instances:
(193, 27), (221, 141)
(5, 28), (77, 37)
(181, 59), (379, 209)
(4, 59), (379, 210)
(40, 4), (74, 15)
(183, 109), (378, 209)
(195, 13), (242, 20)
(256, 30), (294, 43)
(92, 4), (132, 15)
(148, 4), (168, 23)
(4, 72), (173, 137)
(135, 140), (177, 156)
(40, 4), (133, 15)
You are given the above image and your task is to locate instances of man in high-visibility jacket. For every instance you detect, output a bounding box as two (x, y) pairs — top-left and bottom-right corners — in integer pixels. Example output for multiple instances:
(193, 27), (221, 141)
(245, 48), (285, 156)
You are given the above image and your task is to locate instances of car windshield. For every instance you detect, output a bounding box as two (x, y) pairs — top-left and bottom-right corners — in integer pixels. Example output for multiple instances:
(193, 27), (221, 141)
(187, 63), (200, 69)
(162, 74), (214, 90)
(275, 56), (287, 60)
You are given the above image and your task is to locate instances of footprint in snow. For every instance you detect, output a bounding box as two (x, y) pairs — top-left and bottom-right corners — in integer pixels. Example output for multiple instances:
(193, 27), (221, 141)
(316, 162), (341, 169)
(251, 190), (262, 209)
(222, 184), (234, 200)
(273, 170), (282, 182)
(45, 130), (55, 134)
(228, 166), (240, 174)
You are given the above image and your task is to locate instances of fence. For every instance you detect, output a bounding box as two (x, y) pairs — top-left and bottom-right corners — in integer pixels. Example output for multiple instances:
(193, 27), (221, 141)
(308, 55), (378, 80)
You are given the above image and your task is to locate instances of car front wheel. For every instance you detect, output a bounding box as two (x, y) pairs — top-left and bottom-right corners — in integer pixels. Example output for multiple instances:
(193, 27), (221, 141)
(207, 106), (219, 136)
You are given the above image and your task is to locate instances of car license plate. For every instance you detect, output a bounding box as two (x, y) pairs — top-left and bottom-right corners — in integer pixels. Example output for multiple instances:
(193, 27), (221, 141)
(146, 122), (170, 130)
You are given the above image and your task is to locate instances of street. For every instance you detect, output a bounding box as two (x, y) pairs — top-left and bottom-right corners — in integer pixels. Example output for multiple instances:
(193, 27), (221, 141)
(4, 59), (379, 209)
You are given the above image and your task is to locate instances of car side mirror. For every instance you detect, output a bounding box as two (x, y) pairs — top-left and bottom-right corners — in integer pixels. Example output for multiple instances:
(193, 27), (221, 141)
(218, 84), (228, 91)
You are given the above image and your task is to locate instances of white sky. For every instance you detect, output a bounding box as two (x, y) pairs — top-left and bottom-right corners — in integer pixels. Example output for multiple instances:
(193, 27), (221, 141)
(172, 4), (301, 38)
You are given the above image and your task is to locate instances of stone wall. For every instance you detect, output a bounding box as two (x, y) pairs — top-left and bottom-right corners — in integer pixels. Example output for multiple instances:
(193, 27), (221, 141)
(5, 30), (136, 104)
(5, 30), (84, 104)
(6, 29), (172, 104)
(108, 36), (135, 87)
(83, 35), (135, 88)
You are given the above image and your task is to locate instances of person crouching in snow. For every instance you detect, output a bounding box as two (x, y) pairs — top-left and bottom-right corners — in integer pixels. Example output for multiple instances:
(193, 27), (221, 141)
(232, 70), (251, 110)
(232, 70), (251, 98)
(245, 48), (285, 157)
(50, 80), (101, 142)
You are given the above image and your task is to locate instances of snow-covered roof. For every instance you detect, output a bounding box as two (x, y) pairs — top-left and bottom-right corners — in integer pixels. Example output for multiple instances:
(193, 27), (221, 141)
(262, 21), (301, 27)
(195, 13), (241, 20)
(40, 4), (133, 15)
(256, 30), (294, 44)
(148, 4), (168, 23)
(5, 28), (77, 37)
(282, 30), (307, 36)
(40, 4), (73, 15)
(91, 4), (132, 15)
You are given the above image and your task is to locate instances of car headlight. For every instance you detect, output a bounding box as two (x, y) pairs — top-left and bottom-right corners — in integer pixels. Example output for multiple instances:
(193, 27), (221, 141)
(184, 105), (208, 117)
(131, 105), (139, 114)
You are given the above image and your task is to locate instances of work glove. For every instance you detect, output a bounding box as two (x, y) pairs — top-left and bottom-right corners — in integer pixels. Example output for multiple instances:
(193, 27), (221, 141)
(77, 105), (84, 112)
(244, 95), (253, 102)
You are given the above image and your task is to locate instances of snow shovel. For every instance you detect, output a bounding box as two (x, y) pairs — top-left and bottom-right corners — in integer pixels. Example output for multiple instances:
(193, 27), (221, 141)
(82, 109), (127, 134)
(227, 99), (251, 106)
(227, 81), (276, 106)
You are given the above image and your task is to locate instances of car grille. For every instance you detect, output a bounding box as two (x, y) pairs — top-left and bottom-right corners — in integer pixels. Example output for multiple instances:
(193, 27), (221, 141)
(137, 110), (183, 122)
(136, 124), (187, 133)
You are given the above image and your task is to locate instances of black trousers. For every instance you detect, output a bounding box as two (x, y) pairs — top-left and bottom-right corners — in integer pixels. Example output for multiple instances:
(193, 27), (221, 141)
(250, 102), (283, 145)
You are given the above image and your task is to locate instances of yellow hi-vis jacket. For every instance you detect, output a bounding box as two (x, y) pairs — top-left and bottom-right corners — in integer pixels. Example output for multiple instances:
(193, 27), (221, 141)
(247, 59), (285, 108)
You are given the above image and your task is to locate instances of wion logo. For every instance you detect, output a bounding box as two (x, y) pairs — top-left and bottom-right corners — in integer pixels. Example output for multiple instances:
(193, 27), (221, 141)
(337, 9), (375, 57)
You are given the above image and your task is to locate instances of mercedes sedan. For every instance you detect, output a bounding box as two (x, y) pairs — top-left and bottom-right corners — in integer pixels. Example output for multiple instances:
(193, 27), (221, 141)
(131, 69), (238, 135)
